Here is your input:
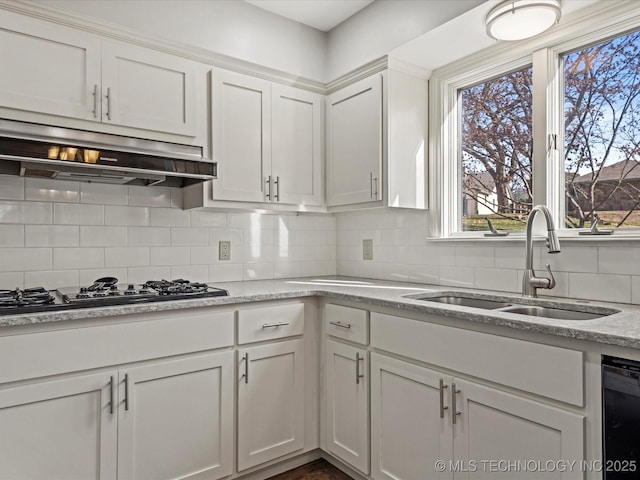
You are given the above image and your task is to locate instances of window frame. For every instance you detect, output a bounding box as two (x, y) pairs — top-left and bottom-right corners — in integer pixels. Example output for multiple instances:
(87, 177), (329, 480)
(429, 1), (640, 240)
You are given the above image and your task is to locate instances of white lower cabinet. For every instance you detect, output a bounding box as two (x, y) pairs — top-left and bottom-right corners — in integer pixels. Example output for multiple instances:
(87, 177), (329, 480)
(371, 353), (585, 480)
(325, 339), (370, 474)
(0, 371), (118, 480)
(0, 351), (233, 480)
(237, 339), (305, 471)
(117, 351), (234, 480)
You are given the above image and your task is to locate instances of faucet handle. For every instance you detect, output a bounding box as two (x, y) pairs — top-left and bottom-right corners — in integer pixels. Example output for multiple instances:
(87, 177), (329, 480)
(544, 264), (556, 289)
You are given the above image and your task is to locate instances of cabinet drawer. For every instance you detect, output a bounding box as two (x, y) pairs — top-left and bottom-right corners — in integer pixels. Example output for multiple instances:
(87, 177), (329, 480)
(370, 312), (584, 406)
(325, 304), (368, 345)
(0, 309), (234, 385)
(237, 302), (304, 344)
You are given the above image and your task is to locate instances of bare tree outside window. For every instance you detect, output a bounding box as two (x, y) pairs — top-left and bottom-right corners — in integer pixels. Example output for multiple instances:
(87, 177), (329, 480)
(564, 30), (640, 229)
(460, 67), (533, 232)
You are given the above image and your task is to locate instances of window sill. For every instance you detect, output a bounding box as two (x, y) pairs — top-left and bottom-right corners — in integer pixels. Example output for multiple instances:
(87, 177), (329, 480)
(427, 232), (640, 245)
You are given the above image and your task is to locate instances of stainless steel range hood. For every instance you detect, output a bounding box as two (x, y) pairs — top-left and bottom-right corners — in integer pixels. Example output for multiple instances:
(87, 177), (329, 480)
(0, 119), (216, 187)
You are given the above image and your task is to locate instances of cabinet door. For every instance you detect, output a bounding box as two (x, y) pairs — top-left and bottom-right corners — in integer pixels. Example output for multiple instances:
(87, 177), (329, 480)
(272, 84), (322, 206)
(0, 371), (117, 480)
(237, 339), (304, 471)
(0, 10), (101, 121)
(325, 340), (369, 474)
(453, 379), (585, 480)
(371, 354), (453, 480)
(211, 69), (272, 202)
(101, 40), (198, 137)
(326, 74), (382, 207)
(117, 352), (233, 480)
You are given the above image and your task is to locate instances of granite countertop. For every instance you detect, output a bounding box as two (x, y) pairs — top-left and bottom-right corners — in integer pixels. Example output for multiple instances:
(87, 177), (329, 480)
(3, 276), (640, 350)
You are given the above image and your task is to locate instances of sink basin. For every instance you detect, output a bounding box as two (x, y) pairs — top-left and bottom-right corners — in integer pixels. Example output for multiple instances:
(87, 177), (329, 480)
(497, 305), (603, 320)
(406, 292), (618, 320)
(417, 295), (510, 310)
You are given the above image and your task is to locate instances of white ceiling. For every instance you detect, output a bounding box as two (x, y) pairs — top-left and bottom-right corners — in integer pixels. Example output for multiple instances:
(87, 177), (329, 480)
(244, 0), (374, 31)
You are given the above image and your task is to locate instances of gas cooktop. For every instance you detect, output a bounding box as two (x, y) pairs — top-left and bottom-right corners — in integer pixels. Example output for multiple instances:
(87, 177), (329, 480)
(0, 278), (229, 316)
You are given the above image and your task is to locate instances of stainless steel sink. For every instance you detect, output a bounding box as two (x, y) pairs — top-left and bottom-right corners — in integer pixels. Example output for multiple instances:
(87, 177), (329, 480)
(417, 295), (510, 310)
(406, 292), (618, 320)
(497, 305), (603, 320)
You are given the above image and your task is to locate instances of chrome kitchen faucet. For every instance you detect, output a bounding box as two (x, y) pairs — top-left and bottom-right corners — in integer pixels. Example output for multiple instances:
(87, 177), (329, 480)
(522, 205), (561, 297)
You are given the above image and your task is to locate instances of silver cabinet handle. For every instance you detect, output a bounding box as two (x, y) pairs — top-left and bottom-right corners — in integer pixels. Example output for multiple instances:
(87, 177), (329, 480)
(105, 87), (112, 120)
(92, 84), (98, 118)
(274, 176), (280, 202)
(373, 176), (378, 198)
(262, 322), (290, 328)
(355, 352), (364, 384)
(124, 373), (130, 411)
(370, 172), (374, 198)
(265, 176), (272, 200)
(439, 379), (448, 419)
(329, 321), (351, 329)
(243, 352), (249, 384)
(109, 375), (115, 415)
(452, 383), (461, 424)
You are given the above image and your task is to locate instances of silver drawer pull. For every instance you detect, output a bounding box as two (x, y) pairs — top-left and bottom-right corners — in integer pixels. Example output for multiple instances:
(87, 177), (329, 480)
(262, 322), (290, 328)
(329, 321), (351, 329)
(243, 352), (249, 384)
(356, 352), (364, 384)
(452, 383), (461, 424)
(109, 375), (115, 415)
(439, 379), (448, 419)
(124, 373), (130, 411)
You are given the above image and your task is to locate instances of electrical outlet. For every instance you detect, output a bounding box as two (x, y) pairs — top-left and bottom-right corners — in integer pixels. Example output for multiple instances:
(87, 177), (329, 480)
(363, 239), (373, 260)
(219, 240), (231, 261)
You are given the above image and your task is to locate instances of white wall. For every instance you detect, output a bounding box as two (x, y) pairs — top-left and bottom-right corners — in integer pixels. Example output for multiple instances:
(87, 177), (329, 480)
(36, 0), (327, 81)
(326, 0), (483, 80)
(0, 175), (336, 289)
(336, 209), (640, 305)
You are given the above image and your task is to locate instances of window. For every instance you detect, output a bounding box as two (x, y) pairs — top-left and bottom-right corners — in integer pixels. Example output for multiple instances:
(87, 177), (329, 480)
(563, 31), (640, 230)
(434, 4), (640, 238)
(460, 66), (533, 232)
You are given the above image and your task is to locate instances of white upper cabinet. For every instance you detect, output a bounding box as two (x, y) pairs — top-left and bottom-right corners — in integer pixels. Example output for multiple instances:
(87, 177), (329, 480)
(271, 84), (322, 206)
(0, 10), (102, 122)
(326, 67), (428, 210)
(210, 69), (322, 207)
(0, 10), (200, 140)
(101, 40), (198, 137)
(326, 74), (382, 207)
(211, 69), (272, 203)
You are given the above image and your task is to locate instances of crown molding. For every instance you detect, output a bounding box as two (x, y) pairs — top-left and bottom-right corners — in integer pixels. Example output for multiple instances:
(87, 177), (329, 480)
(0, 0), (326, 94)
(325, 56), (389, 94)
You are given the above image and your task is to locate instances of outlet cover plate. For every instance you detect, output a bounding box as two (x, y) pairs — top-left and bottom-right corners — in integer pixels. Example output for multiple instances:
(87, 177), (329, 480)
(219, 240), (231, 261)
(363, 239), (373, 260)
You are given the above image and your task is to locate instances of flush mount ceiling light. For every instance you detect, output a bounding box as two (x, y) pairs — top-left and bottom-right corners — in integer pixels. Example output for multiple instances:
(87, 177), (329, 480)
(486, 0), (561, 41)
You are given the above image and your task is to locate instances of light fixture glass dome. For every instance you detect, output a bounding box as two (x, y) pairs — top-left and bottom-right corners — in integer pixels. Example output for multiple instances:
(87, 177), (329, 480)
(486, 0), (561, 41)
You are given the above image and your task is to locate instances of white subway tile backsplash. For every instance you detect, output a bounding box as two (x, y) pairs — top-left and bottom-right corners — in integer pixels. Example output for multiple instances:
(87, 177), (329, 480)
(541, 246), (598, 273)
(80, 183), (128, 205)
(54, 248), (104, 270)
(149, 246), (190, 266)
(128, 186), (172, 207)
(598, 247), (640, 276)
(632, 277), (640, 305)
(0, 271), (24, 288)
(170, 265), (208, 282)
(395, 246), (424, 265)
(208, 263), (243, 283)
(54, 203), (104, 225)
(25, 270), (79, 289)
(105, 247), (149, 268)
(80, 226), (127, 247)
(171, 227), (209, 246)
(244, 262), (274, 280)
(410, 265), (440, 284)
(455, 246), (494, 268)
(274, 262), (303, 279)
(0, 225), (24, 247)
(149, 207), (190, 227)
(424, 244), (455, 266)
(25, 225), (79, 247)
(569, 272), (631, 303)
(0, 175), (24, 200)
(127, 266), (171, 284)
(26, 178), (79, 203)
(190, 211), (226, 227)
(0, 201), (52, 224)
(439, 265), (475, 288)
(127, 226), (170, 246)
(302, 260), (335, 277)
(474, 268), (519, 293)
(105, 206), (149, 226)
(190, 246), (219, 264)
(0, 248), (51, 271)
(210, 228), (242, 246)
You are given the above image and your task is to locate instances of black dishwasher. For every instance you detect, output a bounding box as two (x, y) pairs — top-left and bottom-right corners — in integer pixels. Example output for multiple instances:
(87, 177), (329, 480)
(602, 355), (640, 478)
